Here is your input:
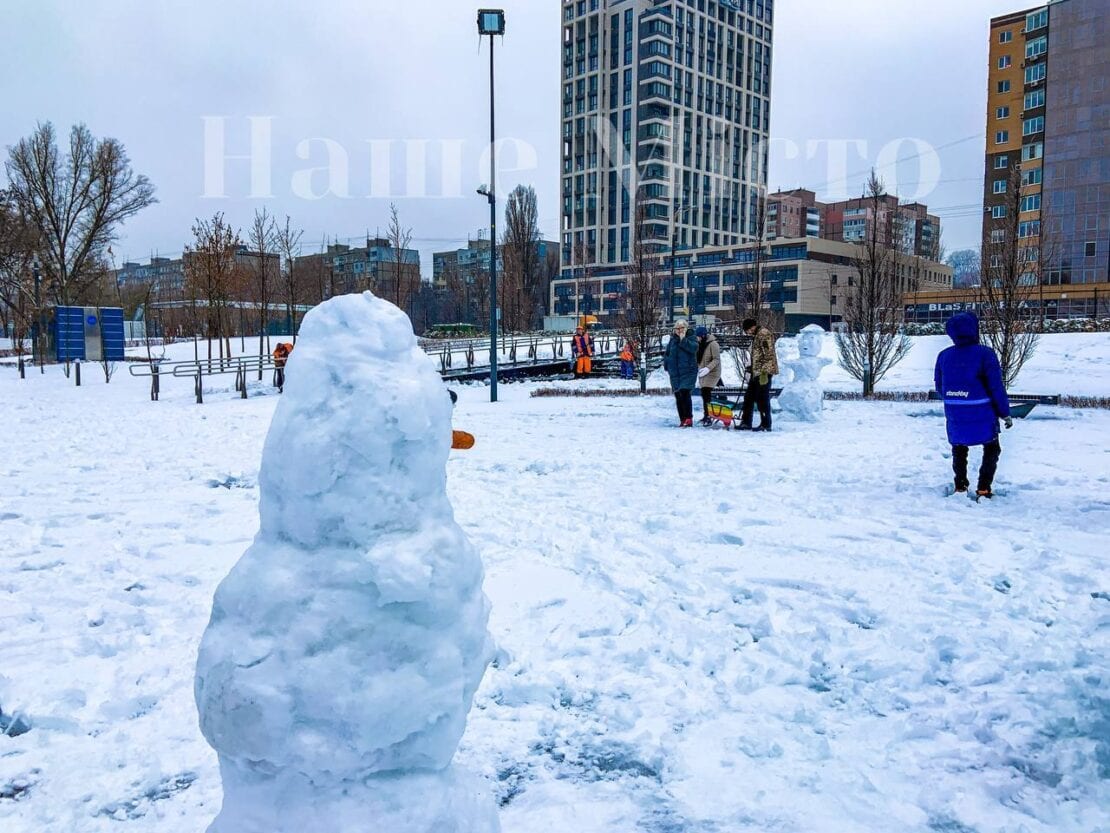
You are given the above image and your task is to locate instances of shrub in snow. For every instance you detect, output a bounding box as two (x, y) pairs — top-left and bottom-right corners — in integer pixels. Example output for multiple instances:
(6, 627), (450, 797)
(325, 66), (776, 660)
(194, 292), (498, 833)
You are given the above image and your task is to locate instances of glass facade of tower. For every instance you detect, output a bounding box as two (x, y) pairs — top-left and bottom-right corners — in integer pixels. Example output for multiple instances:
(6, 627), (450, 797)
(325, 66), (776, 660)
(984, 0), (1109, 289)
(1042, 0), (1110, 286)
(560, 0), (774, 274)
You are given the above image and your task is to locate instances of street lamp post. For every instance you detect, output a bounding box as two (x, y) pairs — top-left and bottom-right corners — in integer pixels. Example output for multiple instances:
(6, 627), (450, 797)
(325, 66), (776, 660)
(32, 260), (44, 374)
(478, 8), (505, 403)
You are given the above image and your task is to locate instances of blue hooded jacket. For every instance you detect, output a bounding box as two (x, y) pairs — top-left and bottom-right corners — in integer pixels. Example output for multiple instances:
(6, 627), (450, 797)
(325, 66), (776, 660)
(934, 312), (1010, 446)
(664, 331), (699, 391)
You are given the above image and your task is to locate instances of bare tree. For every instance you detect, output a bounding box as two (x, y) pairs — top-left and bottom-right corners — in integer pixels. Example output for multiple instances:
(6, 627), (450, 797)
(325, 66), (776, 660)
(834, 171), (912, 395)
(947, 248), (981, 288)
(979, 162), (1044, 387)
(501, 185), (543, 332)
(386, 203), (416, 315)
(735, 189), (770, 323)
(185, 213), (241, 367)
(615, 192), (665, 392)
(247, 207), (277, 373)
(4, 122), (155, 307)
(0, 191), (40, 365)
(274, 216), (305, 343)
(438, 260), (471, 325)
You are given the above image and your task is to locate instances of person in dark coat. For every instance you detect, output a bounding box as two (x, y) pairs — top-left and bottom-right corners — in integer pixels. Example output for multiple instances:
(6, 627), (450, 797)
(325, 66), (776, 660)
(934, 311), (1012, 498)
(738, 319), (778, 432)
(663, 319), (699, 427)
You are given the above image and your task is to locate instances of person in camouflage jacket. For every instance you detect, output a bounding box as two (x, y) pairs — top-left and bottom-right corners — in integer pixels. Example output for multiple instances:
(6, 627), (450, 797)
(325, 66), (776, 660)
(738, 319), (778, 432)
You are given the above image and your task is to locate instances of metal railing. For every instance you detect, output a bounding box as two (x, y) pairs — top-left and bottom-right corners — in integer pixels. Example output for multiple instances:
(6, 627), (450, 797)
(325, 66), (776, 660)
(129, 355), (281, 403)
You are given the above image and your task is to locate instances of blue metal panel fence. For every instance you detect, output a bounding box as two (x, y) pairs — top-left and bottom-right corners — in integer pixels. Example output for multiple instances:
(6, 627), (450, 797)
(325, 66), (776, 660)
(99, 308), (126, 361)
(54, 306), (126, 362)
(55, 306), (86, 361)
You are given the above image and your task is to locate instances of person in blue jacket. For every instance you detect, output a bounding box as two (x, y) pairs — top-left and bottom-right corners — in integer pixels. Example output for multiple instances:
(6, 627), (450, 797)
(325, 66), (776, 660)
(664, 319), (699, 427)
(934, 312), (1013, 498)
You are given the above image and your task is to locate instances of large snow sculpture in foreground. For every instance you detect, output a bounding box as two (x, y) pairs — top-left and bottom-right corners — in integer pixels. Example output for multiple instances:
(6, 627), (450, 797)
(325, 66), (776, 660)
(195, 292), (498, 833)
(777, 324), (832, 422)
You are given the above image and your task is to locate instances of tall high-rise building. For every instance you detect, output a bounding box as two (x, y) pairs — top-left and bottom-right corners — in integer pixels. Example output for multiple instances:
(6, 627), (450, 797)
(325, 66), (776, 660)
(984, 0), (1109, 289)
(560, 0), (774, 273)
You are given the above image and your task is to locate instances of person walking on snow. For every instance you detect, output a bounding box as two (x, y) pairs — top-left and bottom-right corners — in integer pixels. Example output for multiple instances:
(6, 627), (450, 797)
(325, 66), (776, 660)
(934, 311), (1012, 499)
(572, 326), (594, 378)
(696, 326), (721, 426)
(737, 318), (778, 432)
(664, 319), (699, 427)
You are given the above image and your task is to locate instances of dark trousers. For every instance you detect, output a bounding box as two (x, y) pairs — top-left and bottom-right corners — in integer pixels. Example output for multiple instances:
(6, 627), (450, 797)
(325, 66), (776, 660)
(740, 375), (773, 429)
(700, 386), (713, 418)
(953, 439), (1002, 492)
(674, 389), (694, 422)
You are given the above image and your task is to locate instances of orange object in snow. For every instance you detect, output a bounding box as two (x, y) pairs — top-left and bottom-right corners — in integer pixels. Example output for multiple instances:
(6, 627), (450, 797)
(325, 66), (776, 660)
(452, 430), (476, 450)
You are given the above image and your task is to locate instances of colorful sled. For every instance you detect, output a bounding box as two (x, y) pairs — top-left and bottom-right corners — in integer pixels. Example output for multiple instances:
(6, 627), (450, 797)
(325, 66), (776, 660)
(707, 399), (737, 428)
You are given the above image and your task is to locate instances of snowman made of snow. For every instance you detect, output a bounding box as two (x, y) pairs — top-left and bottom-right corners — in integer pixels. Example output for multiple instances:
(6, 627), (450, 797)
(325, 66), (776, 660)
(776, 324), (831, 422)
(194, 292), (499, 833)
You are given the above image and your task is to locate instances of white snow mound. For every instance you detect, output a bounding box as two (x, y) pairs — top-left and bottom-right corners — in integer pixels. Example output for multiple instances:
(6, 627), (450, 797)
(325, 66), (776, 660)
(194, 292), (498, 833)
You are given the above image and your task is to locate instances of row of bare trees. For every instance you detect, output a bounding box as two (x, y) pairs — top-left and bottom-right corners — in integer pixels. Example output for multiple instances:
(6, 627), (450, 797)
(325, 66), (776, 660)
(835, 166), (1044, 393)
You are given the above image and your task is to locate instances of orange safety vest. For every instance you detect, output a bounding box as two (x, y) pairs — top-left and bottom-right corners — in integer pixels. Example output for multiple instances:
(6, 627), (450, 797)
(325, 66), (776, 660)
(620, 348), (633, 362)
(573, 334), (593, 357)
(273, 343), (292, 368)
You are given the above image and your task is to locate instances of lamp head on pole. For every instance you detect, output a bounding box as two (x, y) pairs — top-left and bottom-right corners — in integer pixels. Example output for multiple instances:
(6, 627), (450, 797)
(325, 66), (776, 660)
(477, 8), (505, 35)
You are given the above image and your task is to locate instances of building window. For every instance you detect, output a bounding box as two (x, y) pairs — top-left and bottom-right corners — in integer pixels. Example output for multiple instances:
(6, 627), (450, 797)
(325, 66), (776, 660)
(1018, 220), (1041, 238)
(992, 205), (1007, 219)
(1026, 9), (1047, 32)
(997, 80), (1011, 93)
(993, 179), (1008, 194)
(1022, 116), (1044, 136)
(995, 130), (1009, 144)
(1020, 194), (1041, 213)
(1022, 142), (1043, 161)
(1024, 89), (1045, 110)
(1025, 63), (1046, 84)
(1025, 36), (1047, 59)
(994, 154), (1009, 169)
(996, 106), (1010, 119)
(1022, 168), (1042, 186)
(991, 229), (1006, 243)
(998, 55), (1011, 69)
(1086, 241), (1097, 258)
(999, 30), (1012, 43)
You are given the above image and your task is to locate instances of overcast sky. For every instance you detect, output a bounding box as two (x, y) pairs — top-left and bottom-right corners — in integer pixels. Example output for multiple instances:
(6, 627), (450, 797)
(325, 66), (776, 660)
(2, 0), (1029, 271)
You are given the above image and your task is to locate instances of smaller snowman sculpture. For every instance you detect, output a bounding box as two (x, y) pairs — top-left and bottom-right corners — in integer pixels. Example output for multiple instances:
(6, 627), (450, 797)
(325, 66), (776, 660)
(777, 324), (831, 422)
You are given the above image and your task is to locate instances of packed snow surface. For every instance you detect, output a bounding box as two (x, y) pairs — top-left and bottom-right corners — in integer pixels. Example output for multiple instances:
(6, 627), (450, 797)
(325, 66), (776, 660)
(0, 331), (1108, 833)
(195, 294), (497, 832)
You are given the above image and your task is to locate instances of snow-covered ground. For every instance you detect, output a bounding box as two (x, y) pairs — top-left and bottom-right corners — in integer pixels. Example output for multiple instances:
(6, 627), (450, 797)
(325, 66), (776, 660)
(1, 333), (1108, 833)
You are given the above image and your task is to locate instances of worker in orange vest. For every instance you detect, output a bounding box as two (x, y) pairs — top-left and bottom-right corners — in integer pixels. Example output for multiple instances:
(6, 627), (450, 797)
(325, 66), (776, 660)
(273, 342), (293, 368)
(273, 342), (293, 392)
(572, 326), (594, 378)
(619, 342), (635, 379)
